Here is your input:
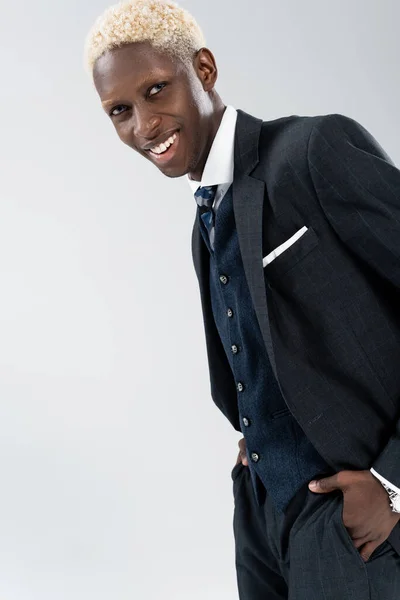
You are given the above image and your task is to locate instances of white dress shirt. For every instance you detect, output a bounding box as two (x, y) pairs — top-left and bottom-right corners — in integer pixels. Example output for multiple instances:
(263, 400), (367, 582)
(187, 104), (237, 212)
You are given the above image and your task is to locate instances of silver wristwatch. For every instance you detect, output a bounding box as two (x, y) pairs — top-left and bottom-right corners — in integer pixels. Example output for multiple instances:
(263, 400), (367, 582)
(380, 481), (400, 514)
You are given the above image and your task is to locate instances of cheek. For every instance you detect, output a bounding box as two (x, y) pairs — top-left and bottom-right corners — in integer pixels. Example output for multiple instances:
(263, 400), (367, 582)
(115, 122), (131, 144)
(187, 126), (202, 157)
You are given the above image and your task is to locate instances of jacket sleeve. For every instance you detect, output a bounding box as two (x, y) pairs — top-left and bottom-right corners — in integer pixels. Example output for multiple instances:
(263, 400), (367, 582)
(307, 112), (400, 490)
(371, 468), (400, 495)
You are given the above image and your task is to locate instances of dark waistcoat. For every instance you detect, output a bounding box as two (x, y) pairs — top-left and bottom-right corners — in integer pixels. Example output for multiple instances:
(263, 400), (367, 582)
(199, 184), (331, 511)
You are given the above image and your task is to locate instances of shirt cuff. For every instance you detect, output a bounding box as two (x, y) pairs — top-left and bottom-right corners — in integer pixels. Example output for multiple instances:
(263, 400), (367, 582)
(370, 467), (400, 495)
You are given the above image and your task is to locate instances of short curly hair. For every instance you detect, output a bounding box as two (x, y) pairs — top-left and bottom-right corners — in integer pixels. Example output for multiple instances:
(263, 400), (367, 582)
(84, 0), (207, 75)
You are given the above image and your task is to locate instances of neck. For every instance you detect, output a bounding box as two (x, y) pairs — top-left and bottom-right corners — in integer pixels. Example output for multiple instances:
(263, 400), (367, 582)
(188, 99), (226, 182)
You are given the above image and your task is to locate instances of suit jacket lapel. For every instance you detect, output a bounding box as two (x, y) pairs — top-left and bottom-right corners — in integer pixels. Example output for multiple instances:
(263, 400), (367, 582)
(191, 109), (279, 379)
(232, 110), (278, 379)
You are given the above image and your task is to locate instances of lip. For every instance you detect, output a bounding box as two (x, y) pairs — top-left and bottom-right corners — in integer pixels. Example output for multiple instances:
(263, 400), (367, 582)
(146, 130), (180, 165)
(143, 129), (179, 151)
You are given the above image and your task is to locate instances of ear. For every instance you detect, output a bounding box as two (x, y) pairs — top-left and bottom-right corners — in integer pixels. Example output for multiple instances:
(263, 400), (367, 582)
(193, 47), (218, 91)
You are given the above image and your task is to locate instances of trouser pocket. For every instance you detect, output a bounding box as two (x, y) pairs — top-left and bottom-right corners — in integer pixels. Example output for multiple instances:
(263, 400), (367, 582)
(335, 492), (371, 568)
(231, 462), (244, 482)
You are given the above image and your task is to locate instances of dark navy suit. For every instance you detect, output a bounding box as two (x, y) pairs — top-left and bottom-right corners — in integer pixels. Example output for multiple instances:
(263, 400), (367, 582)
(191, 109), (400, 598)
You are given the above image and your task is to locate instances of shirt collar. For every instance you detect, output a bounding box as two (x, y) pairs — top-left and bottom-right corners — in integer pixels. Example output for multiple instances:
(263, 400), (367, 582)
(187, 105), (237, 194)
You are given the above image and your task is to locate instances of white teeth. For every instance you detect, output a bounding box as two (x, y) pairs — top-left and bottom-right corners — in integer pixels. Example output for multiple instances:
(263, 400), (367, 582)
(150, 132), (177, 155)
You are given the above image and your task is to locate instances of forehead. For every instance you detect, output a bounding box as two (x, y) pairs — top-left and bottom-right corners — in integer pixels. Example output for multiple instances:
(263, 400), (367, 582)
(93, 42), (180, 97)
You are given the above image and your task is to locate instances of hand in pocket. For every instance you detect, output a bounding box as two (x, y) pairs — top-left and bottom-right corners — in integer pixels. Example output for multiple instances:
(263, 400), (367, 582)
(236, 437), (249, 466)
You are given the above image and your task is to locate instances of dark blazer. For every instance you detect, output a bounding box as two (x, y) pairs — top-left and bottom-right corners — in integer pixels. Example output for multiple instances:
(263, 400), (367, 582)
(191, 108), (400, 547)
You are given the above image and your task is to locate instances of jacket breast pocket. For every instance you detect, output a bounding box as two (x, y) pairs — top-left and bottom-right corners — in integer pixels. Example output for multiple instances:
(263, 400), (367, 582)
(263, 226), (319, 278)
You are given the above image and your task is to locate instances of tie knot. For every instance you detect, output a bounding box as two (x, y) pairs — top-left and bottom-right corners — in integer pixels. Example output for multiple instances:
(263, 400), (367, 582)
(194, 184), (218, 208)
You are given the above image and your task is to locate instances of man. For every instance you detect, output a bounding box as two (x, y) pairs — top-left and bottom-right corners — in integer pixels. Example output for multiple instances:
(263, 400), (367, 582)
(84, 0), (400, 597)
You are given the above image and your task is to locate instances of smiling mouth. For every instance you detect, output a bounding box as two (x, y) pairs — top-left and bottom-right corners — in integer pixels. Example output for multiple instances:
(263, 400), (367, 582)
(146, 130), (180, 164)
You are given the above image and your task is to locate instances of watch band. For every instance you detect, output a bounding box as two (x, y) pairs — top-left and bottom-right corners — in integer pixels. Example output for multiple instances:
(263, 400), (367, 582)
(381, 481), (400, 514)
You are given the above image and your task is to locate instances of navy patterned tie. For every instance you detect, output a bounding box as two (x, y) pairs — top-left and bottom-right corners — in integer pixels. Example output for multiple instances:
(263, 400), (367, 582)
(194, 184), (218, 249)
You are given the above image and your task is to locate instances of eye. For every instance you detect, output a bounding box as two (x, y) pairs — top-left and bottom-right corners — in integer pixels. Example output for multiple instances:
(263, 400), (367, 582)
(110, 104), (128, 117)
(148, 83), (166, 97)
(109, 104), (128, 117)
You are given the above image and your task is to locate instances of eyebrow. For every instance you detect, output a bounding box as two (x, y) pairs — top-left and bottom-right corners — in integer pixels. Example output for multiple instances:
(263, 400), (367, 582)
(102, 97), (127, 109)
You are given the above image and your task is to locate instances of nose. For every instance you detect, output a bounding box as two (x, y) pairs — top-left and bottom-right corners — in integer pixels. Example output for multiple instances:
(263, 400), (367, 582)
(132, 109), (161, 144)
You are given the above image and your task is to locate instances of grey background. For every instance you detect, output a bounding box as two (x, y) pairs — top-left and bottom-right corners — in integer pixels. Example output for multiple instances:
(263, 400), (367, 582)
(0, 0), (399, 598)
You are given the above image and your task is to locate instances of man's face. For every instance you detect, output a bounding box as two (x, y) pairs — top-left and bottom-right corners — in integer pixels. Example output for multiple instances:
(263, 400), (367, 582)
(93, 42), (218, 180)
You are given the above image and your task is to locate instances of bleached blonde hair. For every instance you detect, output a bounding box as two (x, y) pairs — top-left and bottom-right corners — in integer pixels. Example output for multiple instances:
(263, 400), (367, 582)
(84, 0), (207, 75)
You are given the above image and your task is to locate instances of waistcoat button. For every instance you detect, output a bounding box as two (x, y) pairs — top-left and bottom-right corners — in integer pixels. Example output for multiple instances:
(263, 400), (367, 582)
(242, 417), (250, 427)
(219, 275), (229, 284)
(227, 308), (233, 318)
(251, 452), (260, 463)
(237, 382), (244, 392)
(231, 344), (239, 354)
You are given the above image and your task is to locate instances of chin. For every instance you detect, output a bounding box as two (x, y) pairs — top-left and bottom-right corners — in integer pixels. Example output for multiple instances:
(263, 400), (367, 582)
(158, 163), (190, 179)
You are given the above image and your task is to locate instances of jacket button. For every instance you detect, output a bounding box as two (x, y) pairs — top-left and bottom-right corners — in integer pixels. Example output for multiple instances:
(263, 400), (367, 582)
(251, 452), (260, 463)
(231, 344), (239, 354)
(227, 308), (233, 318)
(219, 275), (229, 284)
(237, 382), (244, 392)
(242, 417), (250, 427)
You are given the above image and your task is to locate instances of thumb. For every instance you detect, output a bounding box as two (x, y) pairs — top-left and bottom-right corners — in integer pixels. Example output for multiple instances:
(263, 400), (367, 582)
(308, 475), (339, 494)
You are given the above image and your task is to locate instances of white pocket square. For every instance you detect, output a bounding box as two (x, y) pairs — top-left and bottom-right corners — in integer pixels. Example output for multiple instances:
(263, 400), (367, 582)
(262, 226), (308, 268)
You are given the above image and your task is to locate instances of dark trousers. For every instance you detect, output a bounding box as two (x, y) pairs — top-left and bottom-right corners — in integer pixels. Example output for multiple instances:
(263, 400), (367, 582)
(232, 462), (400, 599)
